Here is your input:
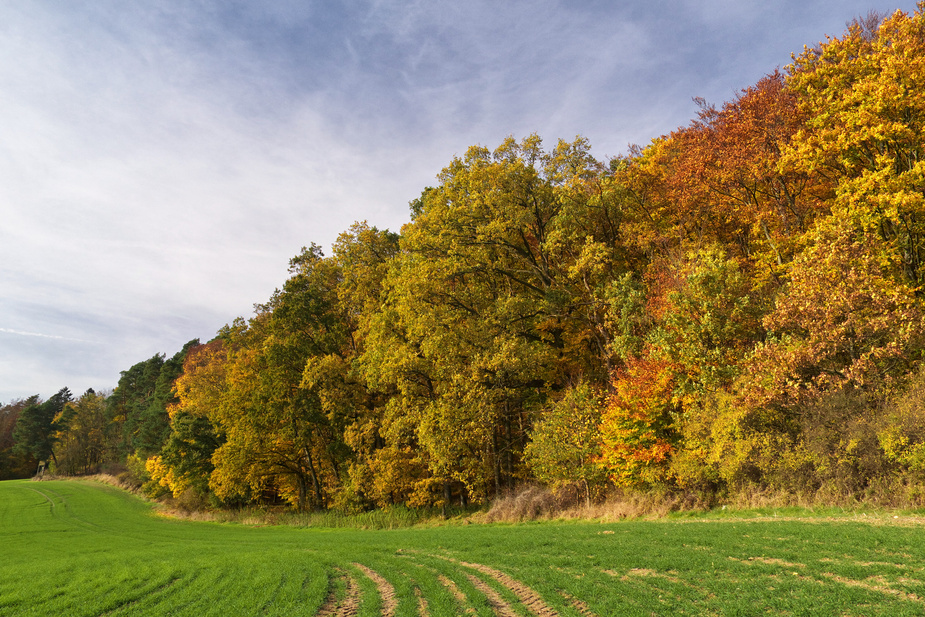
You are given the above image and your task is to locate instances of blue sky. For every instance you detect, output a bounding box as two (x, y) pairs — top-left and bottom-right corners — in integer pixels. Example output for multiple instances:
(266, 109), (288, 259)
(1, 0), (921, 402)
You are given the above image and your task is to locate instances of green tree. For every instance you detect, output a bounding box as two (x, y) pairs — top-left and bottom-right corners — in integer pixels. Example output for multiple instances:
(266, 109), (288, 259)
(0, 398), (38, 479)
(108, 340), (199, 460)
(108, 354), (165, 457)
(523, 382), (607, 505)
(13, 388), (72, 469)
(209, 245), (350, 511)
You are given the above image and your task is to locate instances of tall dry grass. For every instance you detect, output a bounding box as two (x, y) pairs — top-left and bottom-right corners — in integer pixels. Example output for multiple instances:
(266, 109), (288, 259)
(480, 483), (716, 523)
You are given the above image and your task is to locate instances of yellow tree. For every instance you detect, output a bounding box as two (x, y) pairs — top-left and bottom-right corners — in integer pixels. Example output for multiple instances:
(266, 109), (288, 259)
(302, 222), (402, 509)
(363, 135), (627, 504)
(715, 216), (925, 491)
(54, 389), (108, 476)
(786, 4), (925, 284)
(175, 246), (351, 511)
(744, 217), (925, 412)
(147, 340), (227, 499)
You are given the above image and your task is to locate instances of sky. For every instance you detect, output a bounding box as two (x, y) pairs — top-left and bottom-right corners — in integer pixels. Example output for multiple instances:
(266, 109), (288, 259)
(1, 0), (921, 403)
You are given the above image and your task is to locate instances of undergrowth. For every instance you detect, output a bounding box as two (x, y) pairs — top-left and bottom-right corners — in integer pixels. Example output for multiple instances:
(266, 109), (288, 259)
(62, 474), (925, 529)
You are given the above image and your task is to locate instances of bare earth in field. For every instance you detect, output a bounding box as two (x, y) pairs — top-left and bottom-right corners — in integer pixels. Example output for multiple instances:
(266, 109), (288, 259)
(353, 563), (398, 617)
(317, 569), (361, 617)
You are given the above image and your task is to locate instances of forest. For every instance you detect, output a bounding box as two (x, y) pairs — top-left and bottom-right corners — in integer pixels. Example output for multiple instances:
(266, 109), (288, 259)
(4, 7), (925, 513)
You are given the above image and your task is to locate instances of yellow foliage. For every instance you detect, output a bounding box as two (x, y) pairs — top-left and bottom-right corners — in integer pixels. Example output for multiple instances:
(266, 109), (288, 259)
(145, 455), (189, 498)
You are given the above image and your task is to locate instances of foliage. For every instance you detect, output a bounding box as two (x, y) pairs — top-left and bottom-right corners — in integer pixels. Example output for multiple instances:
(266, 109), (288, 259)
(362, 135), (628, 505)
(523, 382), (608, 503)
(0, 398), (37, 479)
(107, 340), (198, 460)
(878, 365), (925, 478)
(744, 216), (925, 411)
(12, 387), (71, 468)
(151, 339), (228, 499)
(787, 4), (925, 286)
(599, 356), (679, 487)
(54, 389), (109, 476)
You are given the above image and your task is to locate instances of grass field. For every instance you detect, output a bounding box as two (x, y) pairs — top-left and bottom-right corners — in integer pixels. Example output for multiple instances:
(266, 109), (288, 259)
(3, 480), (925, 616)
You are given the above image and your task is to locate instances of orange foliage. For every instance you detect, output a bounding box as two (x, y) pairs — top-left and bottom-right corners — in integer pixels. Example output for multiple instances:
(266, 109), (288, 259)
(599, 356), (680, 487)
(618, 72), (831, 273)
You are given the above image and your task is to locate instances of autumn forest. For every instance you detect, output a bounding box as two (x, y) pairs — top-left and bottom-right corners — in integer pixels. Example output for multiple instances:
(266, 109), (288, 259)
(4, 7), (925, 514)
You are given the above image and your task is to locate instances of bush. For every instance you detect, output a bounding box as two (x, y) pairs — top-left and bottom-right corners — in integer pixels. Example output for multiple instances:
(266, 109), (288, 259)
(524, 383), (608, 504)
(880, 366), (925, 478)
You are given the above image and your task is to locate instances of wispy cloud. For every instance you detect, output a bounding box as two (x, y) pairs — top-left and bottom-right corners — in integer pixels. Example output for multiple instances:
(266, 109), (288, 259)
(0, 328), (94, 344)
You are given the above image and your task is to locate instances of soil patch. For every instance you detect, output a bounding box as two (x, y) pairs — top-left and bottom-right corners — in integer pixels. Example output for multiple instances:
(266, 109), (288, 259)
(354, 563), (398, 617)
(317, 569), (361, 617)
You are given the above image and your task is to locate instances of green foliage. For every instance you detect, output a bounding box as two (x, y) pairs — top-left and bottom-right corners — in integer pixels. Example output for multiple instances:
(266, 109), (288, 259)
(649, 245), (764, 393)
(0, 398), (38, 480)
(108, 340), (199, 460)
(13, 387), (71, 467)
(523, 383), (608, 502)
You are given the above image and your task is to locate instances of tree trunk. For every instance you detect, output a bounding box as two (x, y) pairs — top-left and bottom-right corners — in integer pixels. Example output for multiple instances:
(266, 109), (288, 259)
(492, 432), (501, 497)
(504, 410), (513, 490)
(442, 481), (452, 519)
(303, 447), (323, 508)
(297, 474), (308, 512)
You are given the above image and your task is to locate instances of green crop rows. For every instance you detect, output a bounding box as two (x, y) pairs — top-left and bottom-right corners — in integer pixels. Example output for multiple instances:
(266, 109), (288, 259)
(2, 480), (925, 616)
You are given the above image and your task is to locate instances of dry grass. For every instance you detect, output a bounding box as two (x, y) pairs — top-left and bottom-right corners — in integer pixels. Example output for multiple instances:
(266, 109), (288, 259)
(477, 482), (925, 524)
(83, 473), (142, 492)
(480, 484), (714, 523)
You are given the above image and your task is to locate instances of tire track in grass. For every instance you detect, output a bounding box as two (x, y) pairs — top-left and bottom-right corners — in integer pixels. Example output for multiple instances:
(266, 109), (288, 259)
(317, 568), (361, 617)
(437, 574), (476, 614)
(414, 585), (429, 616)
(820, 572), (924, 604)
(98, 574), (183, 616)
(435, 555), (560, 617)
(463, 573), (520, 617)
(557, 591), (598, 617)
(353, 563), (397, 617)
(397, 550), (475, 615)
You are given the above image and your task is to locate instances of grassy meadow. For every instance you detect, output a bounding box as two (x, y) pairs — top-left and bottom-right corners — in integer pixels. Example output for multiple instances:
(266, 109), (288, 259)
(3, 479), (925, 616)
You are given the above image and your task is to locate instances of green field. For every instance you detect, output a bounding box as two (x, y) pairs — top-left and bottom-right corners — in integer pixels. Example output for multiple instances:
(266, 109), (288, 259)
(2, 480), (925, 616)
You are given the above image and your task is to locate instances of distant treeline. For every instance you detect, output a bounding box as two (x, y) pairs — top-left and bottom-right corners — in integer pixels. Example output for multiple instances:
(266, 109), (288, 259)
(5, 8), (925, 510)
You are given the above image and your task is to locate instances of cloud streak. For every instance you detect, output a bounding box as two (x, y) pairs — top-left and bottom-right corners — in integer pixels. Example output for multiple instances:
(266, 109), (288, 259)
(0, 328), (94, 344)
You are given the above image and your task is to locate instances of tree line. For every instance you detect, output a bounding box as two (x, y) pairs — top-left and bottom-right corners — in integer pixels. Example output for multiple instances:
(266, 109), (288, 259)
(4, 7), (925, 510)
